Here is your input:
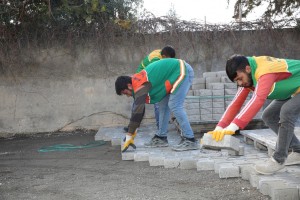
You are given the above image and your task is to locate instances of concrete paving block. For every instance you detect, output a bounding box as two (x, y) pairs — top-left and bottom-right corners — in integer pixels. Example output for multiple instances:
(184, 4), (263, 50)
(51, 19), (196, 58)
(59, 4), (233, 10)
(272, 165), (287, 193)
(216, 71), (227, 77)
(134, 152), (149, 162)
(197, 158), (215, 171)
(203, 72), (218, 78)
(121, 152), (135, 161)
(270, 183), (299, 200)
(210, 83), (225, 90)
(111, 137), (122, 146)
(221, 76), (231, 83)
(249, 173), (260, 188)
(191, 83), (206, 90)
(164, 157), (181, 168)
(193, 78), (206, 84)
(149, 154), (165, 166)
(187, 90), (194, 96)
(201, 133), (241, 152)
(258, 178), (284, 196)
(219, 163), (240, 178)
(240, 165), (255, 180)
(179, 157), (197, 169)
(214, 161), (233, 173)
(224, 83), (237, 89)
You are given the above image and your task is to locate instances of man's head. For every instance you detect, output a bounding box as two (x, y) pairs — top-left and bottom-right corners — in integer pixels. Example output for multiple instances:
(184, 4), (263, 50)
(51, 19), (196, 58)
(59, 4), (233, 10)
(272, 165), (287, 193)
(115, 76), (133, 97)
(226, 55), (253, 88)
(161, 45), (176, 58)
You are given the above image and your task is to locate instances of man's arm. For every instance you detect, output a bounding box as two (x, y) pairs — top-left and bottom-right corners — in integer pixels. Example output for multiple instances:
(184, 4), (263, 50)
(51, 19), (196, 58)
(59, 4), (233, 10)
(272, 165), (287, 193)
(232, 73), (283, 129)
(127, 82), (152, 133)
(217, 87), (251, 128)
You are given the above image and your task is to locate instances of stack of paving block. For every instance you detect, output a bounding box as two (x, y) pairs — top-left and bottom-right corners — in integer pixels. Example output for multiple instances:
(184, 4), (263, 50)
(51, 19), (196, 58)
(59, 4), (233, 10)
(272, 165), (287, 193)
(185, 70), (263, 123)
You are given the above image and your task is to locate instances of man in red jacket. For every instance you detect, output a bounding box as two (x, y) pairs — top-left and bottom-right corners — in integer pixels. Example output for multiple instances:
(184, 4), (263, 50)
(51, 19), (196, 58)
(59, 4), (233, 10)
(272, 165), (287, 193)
(208, 55), (300, 175)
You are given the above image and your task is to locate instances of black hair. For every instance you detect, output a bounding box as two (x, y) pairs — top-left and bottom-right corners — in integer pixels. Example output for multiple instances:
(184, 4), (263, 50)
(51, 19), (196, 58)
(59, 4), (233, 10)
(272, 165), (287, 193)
(226, 55), (249, 82)
(161, 45), (176, 58)
(115, 76), (132, 95)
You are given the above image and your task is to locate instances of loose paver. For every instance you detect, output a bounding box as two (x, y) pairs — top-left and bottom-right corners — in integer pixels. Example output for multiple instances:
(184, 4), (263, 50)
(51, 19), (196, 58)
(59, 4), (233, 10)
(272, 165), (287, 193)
(95, 124), (300, 200)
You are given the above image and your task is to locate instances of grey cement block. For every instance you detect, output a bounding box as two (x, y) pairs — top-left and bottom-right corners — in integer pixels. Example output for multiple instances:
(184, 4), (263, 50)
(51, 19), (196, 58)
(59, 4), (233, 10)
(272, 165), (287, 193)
(258, 179), (284, 196)
(219, 164), (240, 178)
(193, 78), (206, 84)
(216, 71), (227, 77)
(224, 83), (237, 89)
(240, 165), (255, 180)
(191, 83), (206, 90)
(179, 158), (197, 169)
(164, 157), (181, 168)
(134, 152), (149, 162)
(111, 137), (122, 146)
(203, 72), (218, 78)
(121, 152), (135, 160)
(214, 161), (233, 173)
(221, 76), (231, 83)
(271, 183), (299, 200)
(149, 154), (165, 166)
(197, 158), (215, 171)
(201, 133), (241, 152)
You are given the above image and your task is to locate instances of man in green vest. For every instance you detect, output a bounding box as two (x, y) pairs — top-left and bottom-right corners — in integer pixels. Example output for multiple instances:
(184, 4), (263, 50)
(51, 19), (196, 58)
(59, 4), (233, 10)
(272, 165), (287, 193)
(123, 46), (176, 132)
(115, 58), (199, 152)
(207, 55), (300, 175)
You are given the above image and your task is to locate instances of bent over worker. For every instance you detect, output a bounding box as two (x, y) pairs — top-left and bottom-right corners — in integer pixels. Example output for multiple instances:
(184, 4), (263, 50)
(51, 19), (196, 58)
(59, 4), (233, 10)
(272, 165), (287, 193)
(115, 58), (198, 152)
(208, 55), (300, 175)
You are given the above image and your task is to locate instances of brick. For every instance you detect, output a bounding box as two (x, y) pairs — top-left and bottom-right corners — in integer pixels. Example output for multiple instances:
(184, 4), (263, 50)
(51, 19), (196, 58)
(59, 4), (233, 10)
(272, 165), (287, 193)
(149, 154), (165, 166)
(134, 152), (149, 162)
(240, 165), (254, 180)
(179, 158), (197, 169)
(197, 158), (215, 171)
(121, 152), (135, 161)
(271, 183), (299, 200)
(219, 163), (240, 178)
(164, 157), (181, 168)
(111, 137), (122, 146)
(201, 133), (241, 152)
(203, 72), (218, 78)
(258, 178), (284, 196)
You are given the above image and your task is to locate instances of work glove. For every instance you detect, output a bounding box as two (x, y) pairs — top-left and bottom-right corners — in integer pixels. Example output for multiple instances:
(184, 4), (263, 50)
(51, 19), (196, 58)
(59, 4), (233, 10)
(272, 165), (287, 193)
(207, 123), (239, 142)
(123, 129), (137, 142)
(122, 133), (137, 153)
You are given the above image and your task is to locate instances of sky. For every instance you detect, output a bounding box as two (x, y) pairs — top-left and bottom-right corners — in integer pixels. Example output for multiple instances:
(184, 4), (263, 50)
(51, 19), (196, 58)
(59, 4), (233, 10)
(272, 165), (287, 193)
(142, 0), (266, 24)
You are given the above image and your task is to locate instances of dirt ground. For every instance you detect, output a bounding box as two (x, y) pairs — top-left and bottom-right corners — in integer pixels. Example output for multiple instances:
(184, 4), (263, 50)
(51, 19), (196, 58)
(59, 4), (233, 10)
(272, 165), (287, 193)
(0, 130), (270, 200)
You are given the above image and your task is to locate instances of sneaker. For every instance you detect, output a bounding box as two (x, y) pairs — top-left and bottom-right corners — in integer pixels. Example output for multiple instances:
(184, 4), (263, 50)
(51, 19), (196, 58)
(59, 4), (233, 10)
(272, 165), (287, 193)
(172, 137), (199, 151)
(285, 152), (300, 166)
(144, 135), (168, 148)
(255, 157), (285, 175)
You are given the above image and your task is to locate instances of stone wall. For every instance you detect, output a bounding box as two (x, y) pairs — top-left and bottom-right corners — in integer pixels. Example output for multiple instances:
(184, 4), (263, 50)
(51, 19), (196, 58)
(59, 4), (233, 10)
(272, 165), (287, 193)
(0, 28), (299, 136)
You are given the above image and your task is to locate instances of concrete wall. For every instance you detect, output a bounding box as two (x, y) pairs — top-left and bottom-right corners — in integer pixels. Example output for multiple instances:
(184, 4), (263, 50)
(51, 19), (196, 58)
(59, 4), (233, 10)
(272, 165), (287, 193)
(0, 28), (300, 136)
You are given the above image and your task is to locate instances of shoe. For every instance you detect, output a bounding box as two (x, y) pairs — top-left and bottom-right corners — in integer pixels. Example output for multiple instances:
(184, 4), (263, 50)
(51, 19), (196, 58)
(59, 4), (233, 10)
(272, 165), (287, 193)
(144, 135), (168, 148)
(123, 127), (128, 132)
(255, 157), (285, 175)
(172, 137), (199, 151)
(285, 152), (300, 166)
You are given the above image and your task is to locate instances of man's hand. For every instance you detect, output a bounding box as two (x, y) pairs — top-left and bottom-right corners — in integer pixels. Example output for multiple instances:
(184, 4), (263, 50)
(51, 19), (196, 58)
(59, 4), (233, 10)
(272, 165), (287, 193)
(207, 123), (239, 142)
(123, 130), (137, 142)
(122, 134), (136, 153)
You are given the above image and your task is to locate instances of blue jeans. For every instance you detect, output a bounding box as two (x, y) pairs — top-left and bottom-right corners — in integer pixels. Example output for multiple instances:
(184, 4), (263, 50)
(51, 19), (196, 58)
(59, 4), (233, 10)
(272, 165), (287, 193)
(154, 103), (159, 129)
(157, 62), (194, 139)
(262, 93), (300, 163)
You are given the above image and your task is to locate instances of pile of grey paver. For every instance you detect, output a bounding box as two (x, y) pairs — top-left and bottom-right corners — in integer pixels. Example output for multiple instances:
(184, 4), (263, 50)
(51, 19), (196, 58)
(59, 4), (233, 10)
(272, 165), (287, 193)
(185, 71), (263, 122)
(95, 125), (300, 200)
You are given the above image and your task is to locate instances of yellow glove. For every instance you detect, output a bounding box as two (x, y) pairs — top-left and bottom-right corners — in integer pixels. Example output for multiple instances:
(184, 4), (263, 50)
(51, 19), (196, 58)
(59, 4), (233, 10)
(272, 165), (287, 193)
(207, 123), (239, 142)
(123, 129), (137, 142)
(122, 135), (136, 153)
